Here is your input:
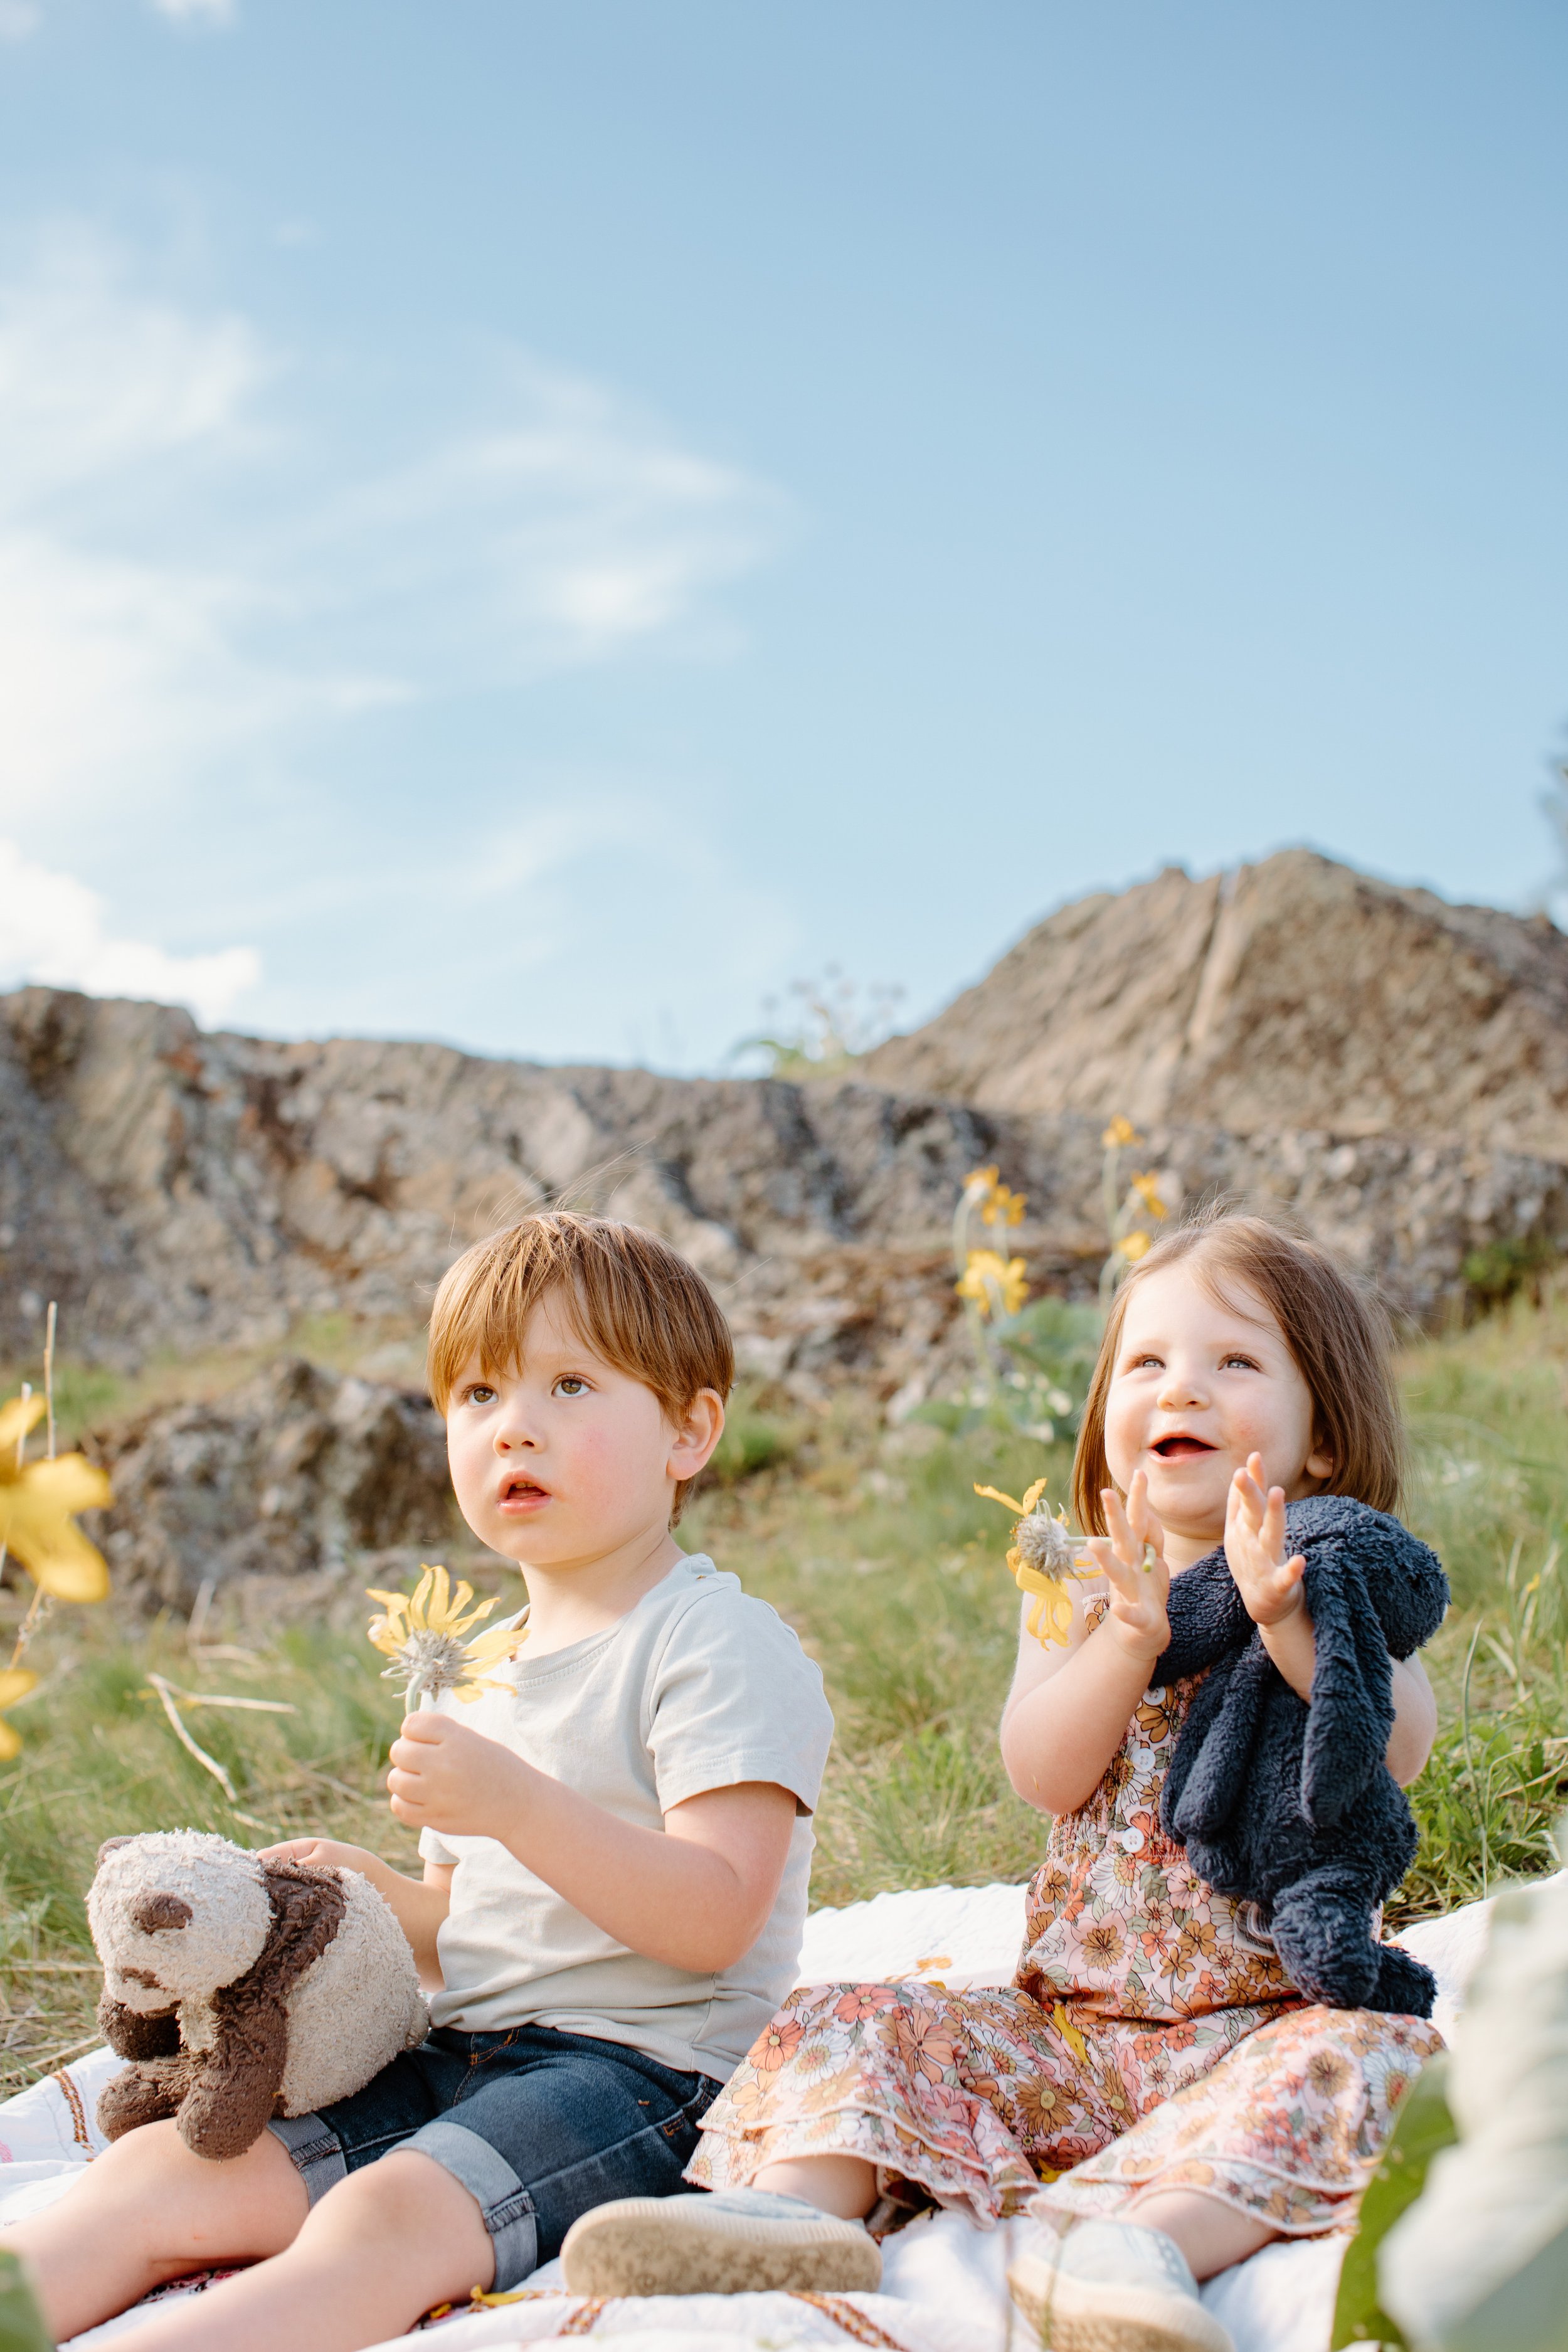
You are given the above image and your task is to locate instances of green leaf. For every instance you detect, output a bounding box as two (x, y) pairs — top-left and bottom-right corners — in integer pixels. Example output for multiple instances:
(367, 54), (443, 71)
(0, 2250), (52, 2352)
(1332, 2053), (1458, 2349)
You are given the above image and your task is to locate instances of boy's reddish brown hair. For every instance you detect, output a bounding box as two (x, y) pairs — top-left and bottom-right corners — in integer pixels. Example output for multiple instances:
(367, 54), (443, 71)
(1070, 1205), (1405, 1535)
(427, 1211), (734, 1522)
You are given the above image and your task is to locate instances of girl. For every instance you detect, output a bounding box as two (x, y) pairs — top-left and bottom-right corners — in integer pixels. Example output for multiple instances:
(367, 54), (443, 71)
(564, 1210), (1445, 2352)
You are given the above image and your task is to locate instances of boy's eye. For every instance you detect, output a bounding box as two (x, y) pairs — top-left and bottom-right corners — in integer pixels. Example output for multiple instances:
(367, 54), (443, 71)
(553, 1375), (590, 1398)
(464, 1383), (497, 1406)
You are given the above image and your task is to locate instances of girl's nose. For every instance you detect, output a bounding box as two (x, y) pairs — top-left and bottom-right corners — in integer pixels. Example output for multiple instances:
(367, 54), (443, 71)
(1157, 1368), (1207, 1410)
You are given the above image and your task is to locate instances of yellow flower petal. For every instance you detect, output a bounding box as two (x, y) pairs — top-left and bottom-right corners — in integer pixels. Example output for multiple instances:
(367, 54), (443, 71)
(0, 1455), (112, 1601)
(464, 1621), (523, 1658)
(0, 1668), (38, 1709)
(0, 1716), (20, 1761)
(0, 1394), (46, 1458)
(1119, 1231), (1152, 1263)
(1101, 1115), (1138, 1149)
(975, 1483), (1029, 1516)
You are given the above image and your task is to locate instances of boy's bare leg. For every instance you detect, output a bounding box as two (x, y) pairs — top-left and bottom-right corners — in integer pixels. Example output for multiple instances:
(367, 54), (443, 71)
(8, 2117), (308, 2343)
(116, 2146), (494, 2352)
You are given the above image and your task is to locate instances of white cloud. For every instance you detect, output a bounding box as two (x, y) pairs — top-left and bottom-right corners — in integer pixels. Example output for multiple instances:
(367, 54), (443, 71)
(0, 229), (783, 840)
(0, 225), (785, 1041)
(0, 0), (234, 38)
(0, 228), (265, 506)
(0, 838), (258, 1023)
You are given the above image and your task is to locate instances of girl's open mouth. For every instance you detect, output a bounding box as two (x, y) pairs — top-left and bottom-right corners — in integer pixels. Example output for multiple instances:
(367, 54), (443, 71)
(1152, 1436), (1217, 1459)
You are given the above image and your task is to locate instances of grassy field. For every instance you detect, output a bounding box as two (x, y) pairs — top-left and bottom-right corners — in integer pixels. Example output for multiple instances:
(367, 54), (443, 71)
(3, 1283), (1567, 2096)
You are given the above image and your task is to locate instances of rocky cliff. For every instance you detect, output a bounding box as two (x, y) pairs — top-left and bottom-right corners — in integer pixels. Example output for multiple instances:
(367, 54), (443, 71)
(862, 850), (1568, 1157)
(3, 979), (1564, 1415)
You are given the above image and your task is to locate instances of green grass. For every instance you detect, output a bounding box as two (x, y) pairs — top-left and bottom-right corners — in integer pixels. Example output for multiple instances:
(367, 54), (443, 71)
(6, 1286), (1568, 2090)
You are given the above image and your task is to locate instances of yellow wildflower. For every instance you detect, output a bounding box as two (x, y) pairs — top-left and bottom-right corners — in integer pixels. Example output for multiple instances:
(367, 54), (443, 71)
(367, 1564), (526, 1706)
(1119, 1230), (1153, 1263)
(0, 1665), (38, 1761)
(0, 1395), (112, 1604)
(962, 1164), (1000, 1199)
(1128, 1172), (1168, 1221)
(956, 1250), (1029, 1319)
(980, 1182), (1027, 1229)
(1101, 1115), (1138, 1149)
(974, 1478), (1094, 1646)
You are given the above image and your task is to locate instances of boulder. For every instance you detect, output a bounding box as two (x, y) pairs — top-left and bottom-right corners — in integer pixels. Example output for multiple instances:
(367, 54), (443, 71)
(862, 850), (1568, 1157)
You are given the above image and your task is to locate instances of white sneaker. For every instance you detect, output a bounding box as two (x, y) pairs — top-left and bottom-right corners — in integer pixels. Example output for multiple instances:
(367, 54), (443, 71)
(560, 2186), (884, 2297)
(1006, 2219), (1234, 2352)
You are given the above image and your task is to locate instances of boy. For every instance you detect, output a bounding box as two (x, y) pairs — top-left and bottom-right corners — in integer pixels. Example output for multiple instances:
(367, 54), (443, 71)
(12, 1212), (835, 2351)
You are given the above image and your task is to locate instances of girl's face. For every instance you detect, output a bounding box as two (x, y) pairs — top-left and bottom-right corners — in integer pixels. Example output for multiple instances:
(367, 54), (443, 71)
(1102, 1261), (1334, 1553)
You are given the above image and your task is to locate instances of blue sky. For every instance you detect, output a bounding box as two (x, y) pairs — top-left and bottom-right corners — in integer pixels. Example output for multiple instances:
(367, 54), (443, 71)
(1, 1), (1565, 1067)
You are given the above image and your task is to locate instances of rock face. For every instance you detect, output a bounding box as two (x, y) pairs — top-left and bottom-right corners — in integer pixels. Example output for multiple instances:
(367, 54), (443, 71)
(2, 981), (1565, 1419)
(93, 1360), (460, 1611)
(862, 850), (1568, 1158)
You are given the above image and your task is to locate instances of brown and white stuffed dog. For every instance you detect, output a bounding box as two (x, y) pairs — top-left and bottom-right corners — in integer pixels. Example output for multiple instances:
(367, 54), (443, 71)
(88, 1830), (428, 2161)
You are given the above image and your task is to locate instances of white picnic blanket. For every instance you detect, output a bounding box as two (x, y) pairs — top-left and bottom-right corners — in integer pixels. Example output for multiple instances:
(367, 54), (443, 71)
(0, 1879), (1527, 2352)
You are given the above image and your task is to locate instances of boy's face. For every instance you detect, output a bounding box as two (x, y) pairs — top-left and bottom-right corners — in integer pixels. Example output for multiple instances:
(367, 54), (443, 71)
(444, 1290), (722, 1569)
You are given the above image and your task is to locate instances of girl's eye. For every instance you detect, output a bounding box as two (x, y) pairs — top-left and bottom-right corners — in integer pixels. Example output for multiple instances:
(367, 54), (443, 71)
(554, 1375), (590, 1398)
(1221, 1354), (1259, 1372)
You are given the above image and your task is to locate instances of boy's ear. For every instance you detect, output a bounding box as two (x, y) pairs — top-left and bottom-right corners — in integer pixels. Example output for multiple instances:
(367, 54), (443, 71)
(669, 1387), (726, 1478)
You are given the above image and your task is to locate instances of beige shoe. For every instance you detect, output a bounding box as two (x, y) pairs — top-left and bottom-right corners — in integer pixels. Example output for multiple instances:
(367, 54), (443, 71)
(1007, 2221), (1234, 2352)
(561, 2188), (883, 2297)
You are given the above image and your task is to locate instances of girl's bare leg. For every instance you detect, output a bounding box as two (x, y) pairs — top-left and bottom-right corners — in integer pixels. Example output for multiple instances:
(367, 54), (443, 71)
(753, 2155), (878, 2219)
(6, 2117), (307, 2343)
(1126, 2187), (1279, 2280)
(100, 2148), (494, 2352)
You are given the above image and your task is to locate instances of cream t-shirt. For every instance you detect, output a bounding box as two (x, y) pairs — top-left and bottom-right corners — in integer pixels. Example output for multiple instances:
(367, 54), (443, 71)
(418, 1553), (834, 2079)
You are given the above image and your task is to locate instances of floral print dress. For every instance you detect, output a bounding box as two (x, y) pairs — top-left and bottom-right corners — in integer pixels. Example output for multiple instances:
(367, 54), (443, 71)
(687, 1600), (1441, 2237)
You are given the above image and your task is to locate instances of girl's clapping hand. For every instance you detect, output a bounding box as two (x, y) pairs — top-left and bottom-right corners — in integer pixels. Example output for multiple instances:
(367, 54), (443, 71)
(1224, 1451), (1308, 1627)
(1085, 1470), (1172, 1663)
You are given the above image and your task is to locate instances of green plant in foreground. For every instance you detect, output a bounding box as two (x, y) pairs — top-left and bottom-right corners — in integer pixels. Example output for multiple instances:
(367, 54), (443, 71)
(0, 2249), (51, 2352)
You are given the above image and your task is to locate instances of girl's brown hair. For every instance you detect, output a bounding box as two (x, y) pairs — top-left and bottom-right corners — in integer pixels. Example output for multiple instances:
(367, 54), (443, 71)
(1070, 1204), (1405, 1535)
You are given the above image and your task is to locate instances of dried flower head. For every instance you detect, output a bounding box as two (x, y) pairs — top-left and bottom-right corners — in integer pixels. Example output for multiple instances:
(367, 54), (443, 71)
(974, 1476), (1094, 1647)
(0, 1394), (112, 1603)
(368, 1564), (526, 1707)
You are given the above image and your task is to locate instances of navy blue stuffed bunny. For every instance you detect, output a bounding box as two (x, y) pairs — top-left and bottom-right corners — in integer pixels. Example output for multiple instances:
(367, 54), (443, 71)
(1153, 1495), (1449, 2015)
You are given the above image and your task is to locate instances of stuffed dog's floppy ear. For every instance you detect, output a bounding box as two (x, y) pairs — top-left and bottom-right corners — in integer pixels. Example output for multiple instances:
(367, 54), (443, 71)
(96, 1836), (136, 1865)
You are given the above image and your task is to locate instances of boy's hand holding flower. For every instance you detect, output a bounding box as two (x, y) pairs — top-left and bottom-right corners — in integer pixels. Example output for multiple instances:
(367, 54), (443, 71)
(1225, 1452), (1309, 1626)
(388, 1709), (526, 1839)
(1085, 1469), (1172, 1663)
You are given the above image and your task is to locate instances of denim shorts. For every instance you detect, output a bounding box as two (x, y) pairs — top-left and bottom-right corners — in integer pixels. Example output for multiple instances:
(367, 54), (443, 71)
(267, 2025), (723, 2290)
